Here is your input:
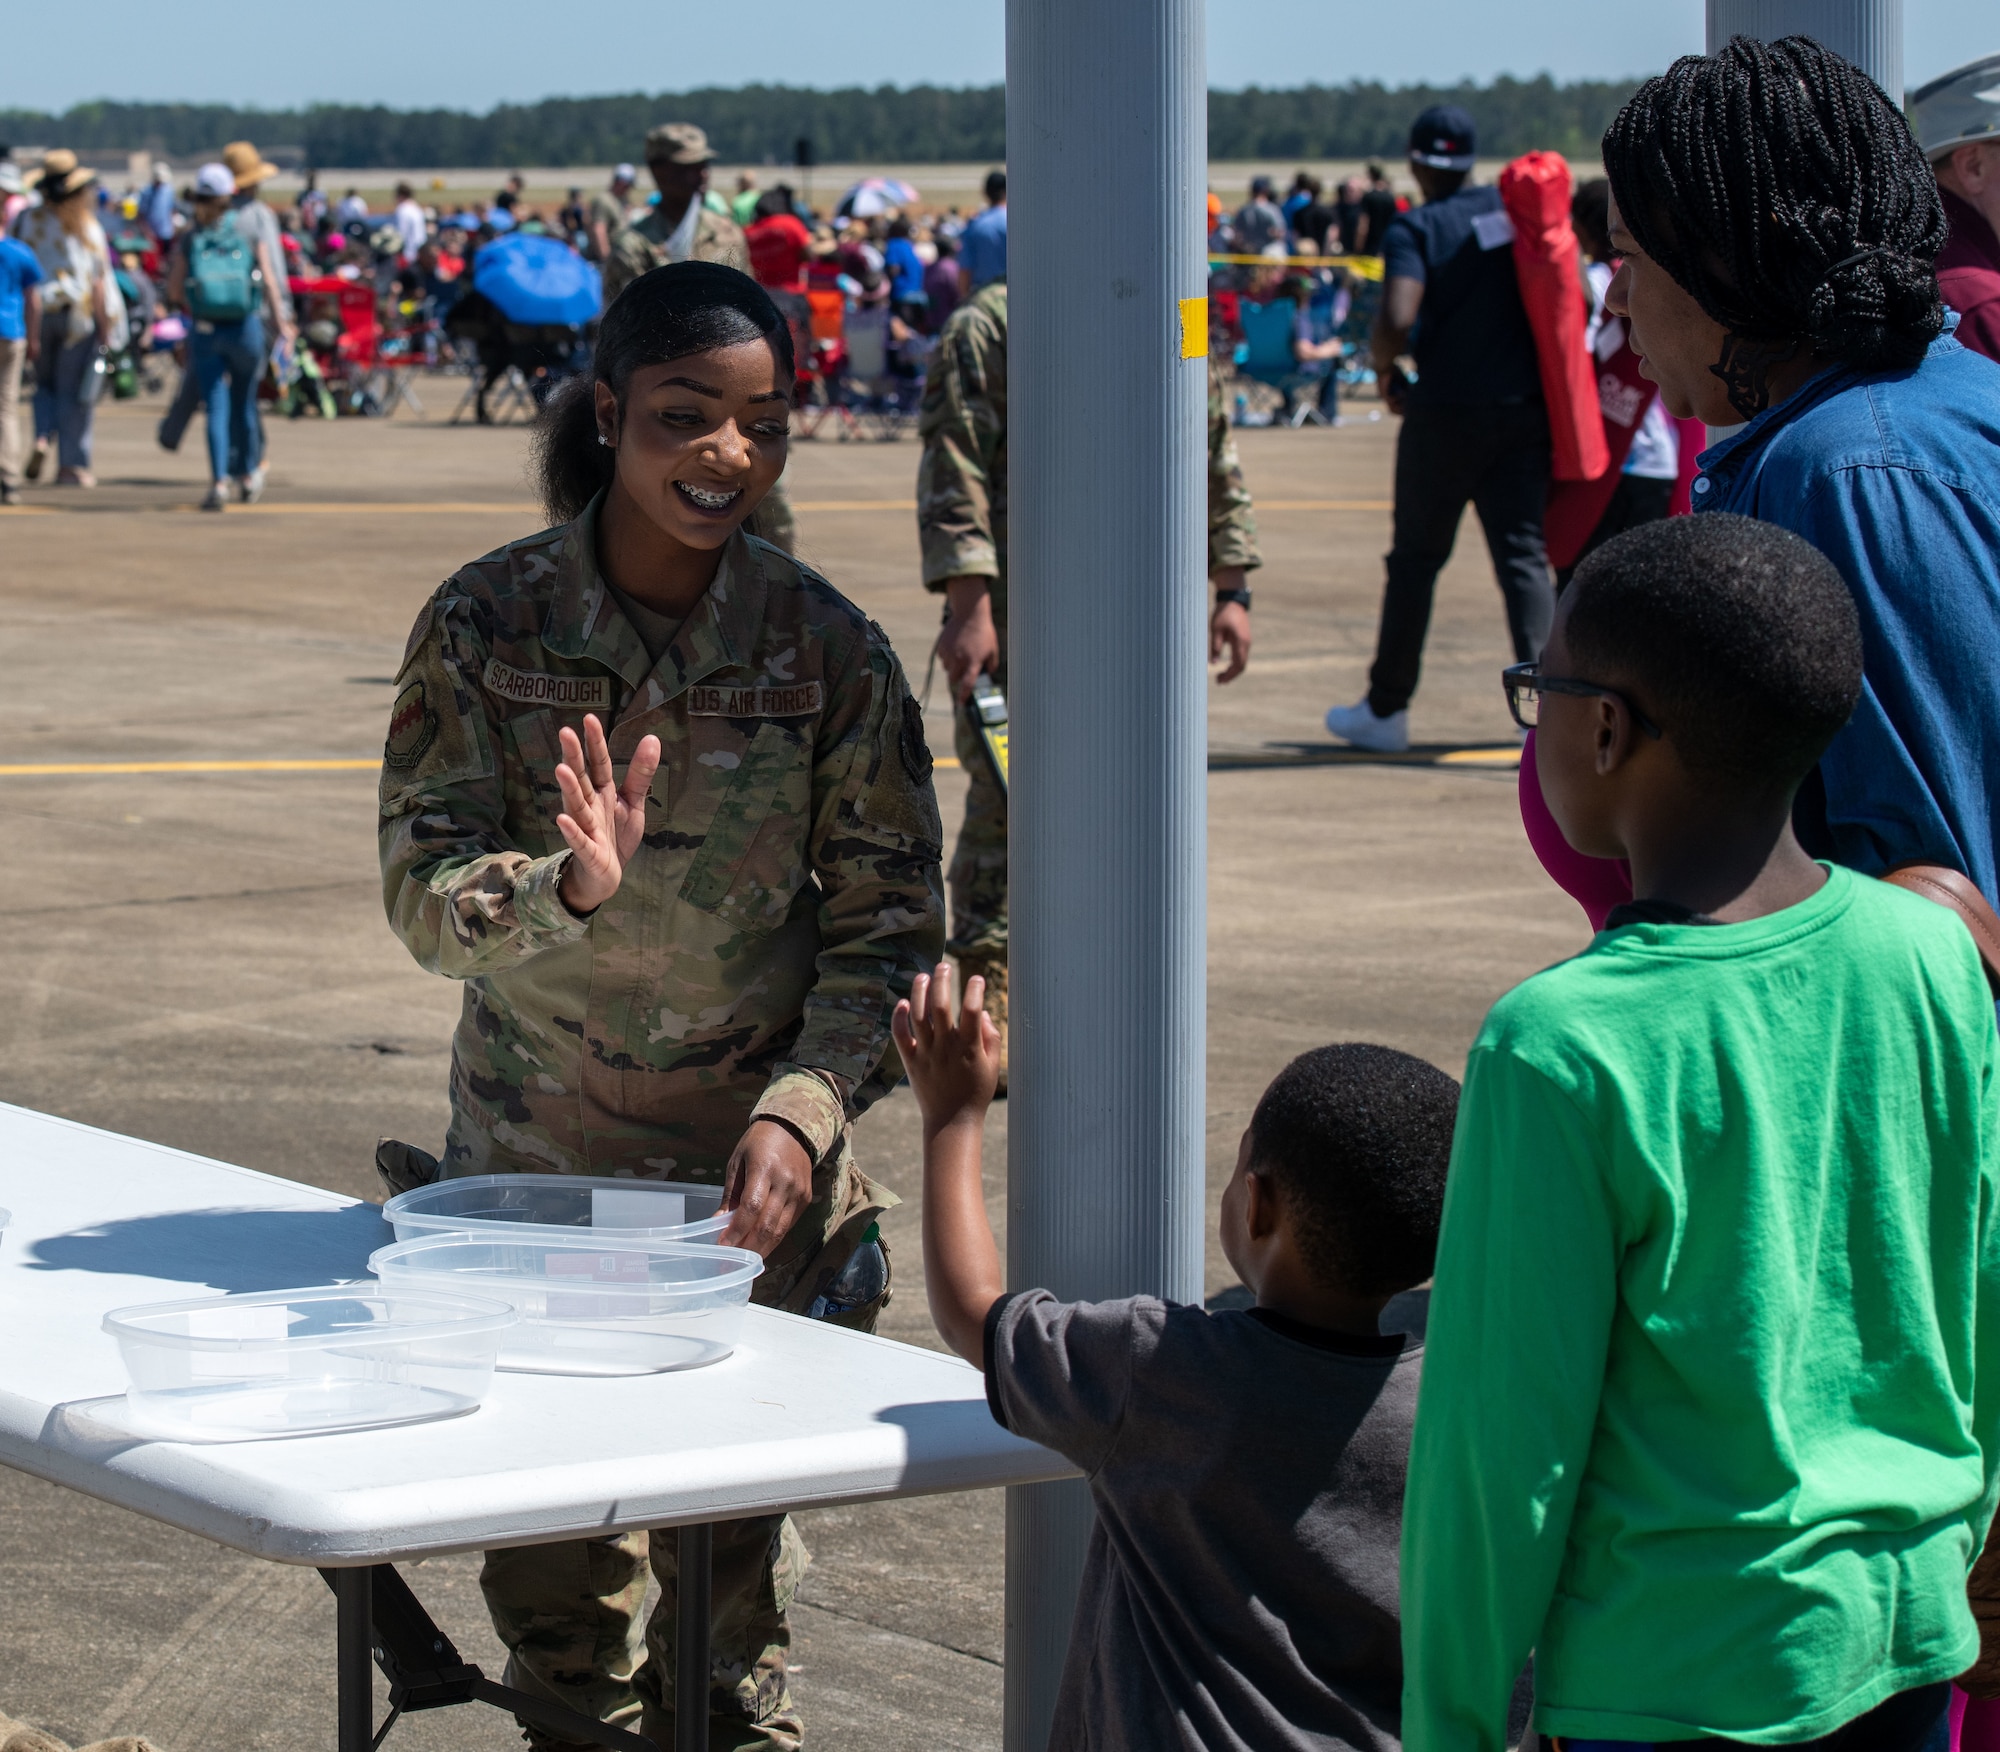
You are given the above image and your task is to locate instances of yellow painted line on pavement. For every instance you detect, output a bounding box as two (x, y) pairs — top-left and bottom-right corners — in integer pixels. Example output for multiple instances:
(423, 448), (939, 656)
(1255, 499), (1392, 510)
(1435, 748), (1523, 768)
(4, 498), (926, 517)
(0, 759), (384, 777)
(0, 756), (965, 777)
(160, 501), (542, 516)
(9, 495), (1384, 518)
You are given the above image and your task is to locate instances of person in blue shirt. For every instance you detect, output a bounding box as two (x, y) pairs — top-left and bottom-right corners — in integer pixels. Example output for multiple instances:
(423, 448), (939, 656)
(1326, 103), (1553, 753)
(1599, 35), (2000, 915)
(882, 214), (927, 325)
(959, 169), (1007, 293)
(141, 160), (178, 248)
(0, 231), (43, 503)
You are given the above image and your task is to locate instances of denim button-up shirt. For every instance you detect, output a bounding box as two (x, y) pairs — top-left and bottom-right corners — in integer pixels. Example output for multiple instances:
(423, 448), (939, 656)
(1694, 326), (2000, 904)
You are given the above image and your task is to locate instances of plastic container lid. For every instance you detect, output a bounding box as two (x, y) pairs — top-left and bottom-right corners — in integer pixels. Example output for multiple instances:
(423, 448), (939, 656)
(370, 1233), (762, 1376)
(104, 1284), (518, 1441)
(383, 1174), (730, 1246)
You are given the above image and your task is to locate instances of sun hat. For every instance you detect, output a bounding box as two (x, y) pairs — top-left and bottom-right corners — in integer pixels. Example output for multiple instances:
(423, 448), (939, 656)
(1408, 103), (1478, 172)
(28, 149), (98, 202)
(221, 140), (280, 190)
(645, 123), (714, 166)
(1910, 53), (2000, 162)
(195, 162), (237, 200)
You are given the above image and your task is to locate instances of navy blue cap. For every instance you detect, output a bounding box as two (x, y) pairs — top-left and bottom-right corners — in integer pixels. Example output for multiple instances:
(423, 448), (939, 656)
(1409, 103), (1478, 171)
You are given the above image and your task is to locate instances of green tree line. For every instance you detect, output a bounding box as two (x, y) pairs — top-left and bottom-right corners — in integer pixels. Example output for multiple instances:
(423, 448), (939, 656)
(0, 76), (1641, 169)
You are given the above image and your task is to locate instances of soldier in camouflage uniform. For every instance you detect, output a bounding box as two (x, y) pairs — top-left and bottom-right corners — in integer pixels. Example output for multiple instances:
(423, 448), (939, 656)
(603, 122), (796, 556)
(915, 283), (1261, 1080)
(381, 263), (943, 1752)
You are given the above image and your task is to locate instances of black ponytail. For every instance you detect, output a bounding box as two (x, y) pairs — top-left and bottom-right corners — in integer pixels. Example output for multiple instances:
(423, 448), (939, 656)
(1602, 35), (1946, 417)
(532, 261), (797, 525)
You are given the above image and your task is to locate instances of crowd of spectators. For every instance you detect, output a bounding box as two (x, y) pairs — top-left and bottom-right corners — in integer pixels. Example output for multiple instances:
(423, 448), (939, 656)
(0, 136), (1013, 500)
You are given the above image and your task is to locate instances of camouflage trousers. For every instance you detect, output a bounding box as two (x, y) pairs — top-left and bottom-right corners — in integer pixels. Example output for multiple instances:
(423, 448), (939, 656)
(479, 1135), (894, 1752)
(948, 648), (1008, 959)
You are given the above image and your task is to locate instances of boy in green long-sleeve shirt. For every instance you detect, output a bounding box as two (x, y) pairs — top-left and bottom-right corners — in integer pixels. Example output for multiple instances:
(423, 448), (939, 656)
(1404, 514), (2000, 1752)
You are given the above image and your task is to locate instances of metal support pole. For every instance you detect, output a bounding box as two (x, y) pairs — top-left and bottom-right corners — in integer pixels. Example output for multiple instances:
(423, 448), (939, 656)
(1706, 0), (1904, 103)
(1004, 0), (1208, 1745)
(675, 1522), (713, 1752)
(334, 1566), (374, 1752)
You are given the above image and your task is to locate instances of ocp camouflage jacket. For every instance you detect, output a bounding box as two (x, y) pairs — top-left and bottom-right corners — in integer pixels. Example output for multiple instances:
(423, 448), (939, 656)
(379, 497), (945, 1182)
(602, 202), (750, 305)
(915, 282), (1262, 622)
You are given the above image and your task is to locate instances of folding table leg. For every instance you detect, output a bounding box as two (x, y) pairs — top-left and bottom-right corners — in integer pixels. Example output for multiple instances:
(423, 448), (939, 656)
(333, 1565), (375, 1752)
(675, 1523), (713, 1752)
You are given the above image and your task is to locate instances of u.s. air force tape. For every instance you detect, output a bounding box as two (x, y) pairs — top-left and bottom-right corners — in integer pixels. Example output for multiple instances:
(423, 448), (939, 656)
(687, 682), (825, 717)
(483, 660), (614, 709)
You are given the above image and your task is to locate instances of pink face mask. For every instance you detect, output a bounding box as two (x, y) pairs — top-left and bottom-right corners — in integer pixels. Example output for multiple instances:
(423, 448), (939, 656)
(1517, 729), (1634, 932)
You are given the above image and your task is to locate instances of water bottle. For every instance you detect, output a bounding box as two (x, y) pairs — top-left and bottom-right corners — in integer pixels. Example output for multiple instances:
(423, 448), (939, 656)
(1233, 391), (1249, 427)
(808, 1223), (886, 1319)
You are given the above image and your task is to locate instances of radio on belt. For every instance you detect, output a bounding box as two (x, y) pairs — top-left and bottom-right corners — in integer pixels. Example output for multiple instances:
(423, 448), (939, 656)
(966, 676), (1009, 795)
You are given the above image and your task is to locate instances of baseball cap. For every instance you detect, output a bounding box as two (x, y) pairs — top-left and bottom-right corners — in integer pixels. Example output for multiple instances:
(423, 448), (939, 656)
(1910, 52), (2000, 161)
(1409, 103), (1477, 171)
(613, 161), (637, 182)
(645, 123), (714, 166)
(195, 162), (236, 199)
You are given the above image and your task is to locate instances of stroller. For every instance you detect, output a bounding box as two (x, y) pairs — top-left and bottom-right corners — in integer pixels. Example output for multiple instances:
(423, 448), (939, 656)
(447, 235), (600, 424)
(290, 274), (388, 415)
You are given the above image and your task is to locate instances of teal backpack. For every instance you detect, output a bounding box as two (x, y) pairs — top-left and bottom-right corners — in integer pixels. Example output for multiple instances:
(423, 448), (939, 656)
(186, 213), (257, 323)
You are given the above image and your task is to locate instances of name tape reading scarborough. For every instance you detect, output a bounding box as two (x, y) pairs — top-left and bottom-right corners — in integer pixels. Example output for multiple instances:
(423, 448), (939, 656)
(484, 661), (614, 710)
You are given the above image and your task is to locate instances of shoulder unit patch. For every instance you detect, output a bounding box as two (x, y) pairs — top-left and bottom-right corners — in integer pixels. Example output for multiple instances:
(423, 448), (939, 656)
(384, 679), (440, 770)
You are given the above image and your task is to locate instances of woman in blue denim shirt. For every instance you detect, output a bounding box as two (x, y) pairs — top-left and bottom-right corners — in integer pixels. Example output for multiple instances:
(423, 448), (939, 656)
(1595, 36), (2000, 908)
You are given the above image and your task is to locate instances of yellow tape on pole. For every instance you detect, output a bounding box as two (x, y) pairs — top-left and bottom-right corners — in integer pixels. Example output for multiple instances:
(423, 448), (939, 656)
(1179, 297), (1209, 360)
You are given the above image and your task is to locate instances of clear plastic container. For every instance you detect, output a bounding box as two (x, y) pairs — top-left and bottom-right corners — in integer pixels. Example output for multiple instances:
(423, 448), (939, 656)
(104, 1286), (518, 1441)
(370, 1234), (762, 1376)
(383, 1174), (730, 1246)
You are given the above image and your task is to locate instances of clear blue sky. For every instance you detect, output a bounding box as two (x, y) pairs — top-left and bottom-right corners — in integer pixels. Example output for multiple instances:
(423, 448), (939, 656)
(4, 0), (1992, 112)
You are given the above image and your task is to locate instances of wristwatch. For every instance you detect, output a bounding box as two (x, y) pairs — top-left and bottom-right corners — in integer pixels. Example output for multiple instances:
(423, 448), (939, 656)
(1213, 585), (1253, 611)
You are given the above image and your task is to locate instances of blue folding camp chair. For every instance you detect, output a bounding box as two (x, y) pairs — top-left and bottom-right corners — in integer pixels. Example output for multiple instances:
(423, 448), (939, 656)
(1236, 298), (1337, 426)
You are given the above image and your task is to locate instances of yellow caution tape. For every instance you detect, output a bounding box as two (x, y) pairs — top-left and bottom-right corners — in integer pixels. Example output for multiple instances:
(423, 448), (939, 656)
(1208, 254), (1386, 281)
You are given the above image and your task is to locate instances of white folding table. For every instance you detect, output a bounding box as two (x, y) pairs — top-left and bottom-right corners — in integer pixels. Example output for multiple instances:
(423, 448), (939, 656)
(0, 1104), (1073, 1752)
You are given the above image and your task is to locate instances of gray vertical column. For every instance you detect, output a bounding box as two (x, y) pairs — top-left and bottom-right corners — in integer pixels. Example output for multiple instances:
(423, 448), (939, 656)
(1706, 0), (1904, 102)
(1002, 0), (1209, 1745)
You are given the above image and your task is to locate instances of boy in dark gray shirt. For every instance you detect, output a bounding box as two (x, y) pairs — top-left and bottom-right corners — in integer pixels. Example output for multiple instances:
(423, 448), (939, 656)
(894, 967), (1457, 1752)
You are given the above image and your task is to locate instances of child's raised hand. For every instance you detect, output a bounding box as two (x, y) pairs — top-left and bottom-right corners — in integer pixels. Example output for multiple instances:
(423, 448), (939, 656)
(893, 961), (1001, 1132)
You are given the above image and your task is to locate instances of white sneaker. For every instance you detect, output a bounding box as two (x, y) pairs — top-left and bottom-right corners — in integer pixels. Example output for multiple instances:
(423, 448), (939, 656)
(201, 482), (227, 512)
(1324, 699), (1410, 752)
(238, 467), (266, 503)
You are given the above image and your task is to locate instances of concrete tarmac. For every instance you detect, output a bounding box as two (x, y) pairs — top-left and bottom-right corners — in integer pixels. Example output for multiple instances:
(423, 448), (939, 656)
(0, 389), (1581, 1750)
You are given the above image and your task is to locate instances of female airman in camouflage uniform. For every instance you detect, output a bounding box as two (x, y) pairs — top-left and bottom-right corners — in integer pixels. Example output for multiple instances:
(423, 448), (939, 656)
(379, 262), (944, 1752)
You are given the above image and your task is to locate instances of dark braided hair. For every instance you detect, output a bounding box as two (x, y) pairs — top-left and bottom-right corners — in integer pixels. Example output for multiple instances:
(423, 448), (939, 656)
(1602, 35), (1945, 418)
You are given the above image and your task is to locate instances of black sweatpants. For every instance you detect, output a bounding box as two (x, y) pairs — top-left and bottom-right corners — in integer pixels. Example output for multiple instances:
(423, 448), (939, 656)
(1366, 400), (1555, 719)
